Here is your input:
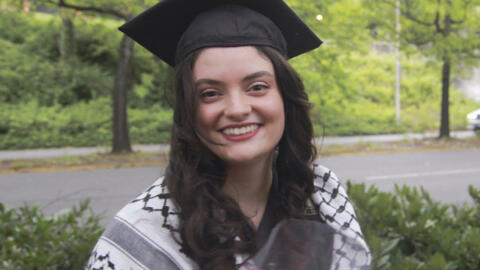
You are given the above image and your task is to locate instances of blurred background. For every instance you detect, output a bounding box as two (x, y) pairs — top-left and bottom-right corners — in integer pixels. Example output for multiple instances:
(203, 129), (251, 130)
(0, 0), (479, 152)
(1, 0), (480, 269)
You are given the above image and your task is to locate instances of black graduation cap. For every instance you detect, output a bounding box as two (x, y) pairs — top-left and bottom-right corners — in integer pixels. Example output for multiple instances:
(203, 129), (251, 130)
(119, 0), (322, 67)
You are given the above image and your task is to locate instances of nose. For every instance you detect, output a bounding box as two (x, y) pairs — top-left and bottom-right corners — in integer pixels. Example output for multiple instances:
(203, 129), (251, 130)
(224, 92), (251, 120)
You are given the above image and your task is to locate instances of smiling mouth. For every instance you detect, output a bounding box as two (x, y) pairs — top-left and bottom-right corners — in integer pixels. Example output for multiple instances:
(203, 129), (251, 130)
(221, 124), (259, 136)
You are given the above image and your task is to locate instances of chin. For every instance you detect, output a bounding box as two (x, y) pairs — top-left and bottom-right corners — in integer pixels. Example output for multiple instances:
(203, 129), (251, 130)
(220, 150), (273, 165)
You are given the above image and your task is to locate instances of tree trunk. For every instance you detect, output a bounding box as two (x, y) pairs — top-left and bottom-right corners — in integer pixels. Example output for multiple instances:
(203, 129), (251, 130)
(439, 10), (452, 139)
(439, 57), (450, 138)
(59, 9), (75, 62)
(112, 35), (134, 153)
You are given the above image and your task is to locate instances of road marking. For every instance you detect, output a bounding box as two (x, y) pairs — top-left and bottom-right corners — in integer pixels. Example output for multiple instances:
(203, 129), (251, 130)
(365, 168), (480, 181)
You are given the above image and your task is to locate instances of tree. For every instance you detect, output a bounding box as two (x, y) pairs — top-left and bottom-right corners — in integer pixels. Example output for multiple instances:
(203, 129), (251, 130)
(59, 8), (76, 62)
(369, 0), (480, 138)
(37, 0), (156, 152)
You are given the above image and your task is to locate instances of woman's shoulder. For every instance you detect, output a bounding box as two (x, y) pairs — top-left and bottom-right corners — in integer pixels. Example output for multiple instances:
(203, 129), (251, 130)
(86, 177), (196, 270)
(311, 163), (342, 190)
(116, 176), (179, 228)
(310, 163), (371, 267)
(310, 163), (364, 239)
(311, 163), (349, 202)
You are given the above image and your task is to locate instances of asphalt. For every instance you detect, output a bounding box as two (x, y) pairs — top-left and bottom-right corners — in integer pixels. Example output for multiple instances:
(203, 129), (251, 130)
(0, 130), (476, 161)
(2, 148), (478, 225)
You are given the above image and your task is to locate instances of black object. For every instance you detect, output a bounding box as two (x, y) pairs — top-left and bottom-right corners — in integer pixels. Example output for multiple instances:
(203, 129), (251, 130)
(119, 0), (322, 67)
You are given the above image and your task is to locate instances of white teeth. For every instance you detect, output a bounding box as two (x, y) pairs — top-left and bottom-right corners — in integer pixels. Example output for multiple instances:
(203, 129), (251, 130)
(222, 125), (259, 136)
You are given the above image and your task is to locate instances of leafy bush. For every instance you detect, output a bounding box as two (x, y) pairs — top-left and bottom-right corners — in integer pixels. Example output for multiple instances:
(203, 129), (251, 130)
(0, 10), (174, 109)
(1, 183), (478, 269)
(74, 18), (121, 70)
(348, 183), (480, 270)
(0, 37), (112, 106)
(1, 8), (478, 148)
(0, 98), (172, 149)
(297, 49), (479, 136)
(0, 200), (103, 270)
(0, 9), (45, 44)
(129, 104), (173, 144)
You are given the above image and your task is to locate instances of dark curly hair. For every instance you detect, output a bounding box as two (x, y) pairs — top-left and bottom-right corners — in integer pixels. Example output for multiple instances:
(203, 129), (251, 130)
(164, 46), (317, 270)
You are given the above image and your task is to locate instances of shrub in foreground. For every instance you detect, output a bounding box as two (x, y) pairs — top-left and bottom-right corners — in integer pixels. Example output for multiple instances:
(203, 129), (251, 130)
(348, 183), (480, 270)
(0, 200), (104, 270)
(1, 185), (479, 269)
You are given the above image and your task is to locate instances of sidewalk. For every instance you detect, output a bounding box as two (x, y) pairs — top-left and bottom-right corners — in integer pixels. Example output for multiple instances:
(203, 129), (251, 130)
(0, 130), (476, 161)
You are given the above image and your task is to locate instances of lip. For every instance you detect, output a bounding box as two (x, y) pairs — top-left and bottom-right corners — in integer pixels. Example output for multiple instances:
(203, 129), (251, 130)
(219, 123), (261, 142)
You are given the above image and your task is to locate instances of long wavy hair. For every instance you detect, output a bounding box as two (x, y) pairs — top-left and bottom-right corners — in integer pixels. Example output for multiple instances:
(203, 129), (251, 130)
(165, 46), (317, 270)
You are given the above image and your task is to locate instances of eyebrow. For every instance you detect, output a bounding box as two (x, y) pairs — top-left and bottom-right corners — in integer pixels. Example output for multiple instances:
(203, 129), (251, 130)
(242, 71), (274, 83)
(194, 70), (274, 89)
(195, 78), (225, 88)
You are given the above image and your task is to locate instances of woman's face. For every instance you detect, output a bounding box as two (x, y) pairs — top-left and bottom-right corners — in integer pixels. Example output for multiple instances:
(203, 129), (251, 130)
(193, 46), (285, 165)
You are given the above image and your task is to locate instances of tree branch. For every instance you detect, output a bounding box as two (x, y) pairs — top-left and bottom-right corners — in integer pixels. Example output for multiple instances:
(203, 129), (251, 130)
(403, 0), (435, 27)
(434, 11), (443, 34)
(403, 31), (432, 46)
(48, 0), (130, 20)
(449, 0), (471, 24)
(377, 0), (433, 27)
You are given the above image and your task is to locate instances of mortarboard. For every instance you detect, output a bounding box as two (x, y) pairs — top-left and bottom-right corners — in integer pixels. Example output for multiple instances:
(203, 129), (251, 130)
(119, 0), (322, 67)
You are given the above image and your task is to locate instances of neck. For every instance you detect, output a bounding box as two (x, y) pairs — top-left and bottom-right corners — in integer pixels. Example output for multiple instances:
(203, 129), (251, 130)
(222, 154), (274, 228)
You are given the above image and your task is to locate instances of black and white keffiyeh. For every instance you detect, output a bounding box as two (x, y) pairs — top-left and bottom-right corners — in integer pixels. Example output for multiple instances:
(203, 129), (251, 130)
(86, 164), (371, 270)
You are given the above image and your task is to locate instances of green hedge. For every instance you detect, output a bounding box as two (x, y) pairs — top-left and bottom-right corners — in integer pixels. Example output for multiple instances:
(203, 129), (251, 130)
(1, 185), (479, 269)
(0, 12), (114, 106)
(1, 9), (479, 149)
(296, 50), (479, 136)
(348, 183), (480, 270)
(0, 98), (172, 149)
(0, 200), (103, 270)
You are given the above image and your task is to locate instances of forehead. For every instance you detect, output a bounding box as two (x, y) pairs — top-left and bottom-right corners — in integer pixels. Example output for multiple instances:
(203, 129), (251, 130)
(192, 46), (274, 80)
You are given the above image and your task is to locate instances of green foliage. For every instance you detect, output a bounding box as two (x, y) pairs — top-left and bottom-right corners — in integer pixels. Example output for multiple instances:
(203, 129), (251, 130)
(0, 40), (112, 105)
(130, 46), (175, 109)
(366, 0), (480, 136)
(367, 0), (480, 63)
(296, 49), (478, 136)
(0, 200), (103, 270)
(0, 98), (172, 149)
(74, 17), (122, 70)
(348, 182), (480, 270)
(128, 104), (173, 144)
(0, 11), (113, 106)
(1, 2), (479, 148)
(0, 8), (44, 44)
(0, 182), (478, 269)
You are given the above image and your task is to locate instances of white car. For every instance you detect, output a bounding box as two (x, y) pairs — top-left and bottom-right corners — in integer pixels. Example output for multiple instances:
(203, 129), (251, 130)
(467, 109), (480, 130)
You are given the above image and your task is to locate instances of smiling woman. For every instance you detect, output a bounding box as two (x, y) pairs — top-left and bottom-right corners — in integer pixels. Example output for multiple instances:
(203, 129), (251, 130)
(85, 0), (370, 269)
(194, 47), (285, 166)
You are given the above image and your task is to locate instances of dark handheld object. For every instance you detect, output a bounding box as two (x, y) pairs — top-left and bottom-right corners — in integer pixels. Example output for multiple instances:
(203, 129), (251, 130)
(246, 219), (371, 270)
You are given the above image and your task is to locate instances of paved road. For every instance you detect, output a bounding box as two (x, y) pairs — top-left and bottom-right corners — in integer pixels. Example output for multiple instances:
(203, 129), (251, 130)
(0, 148), (478, 225)
(319, 148), (480, 206)
(0, 167), (165, 225)
(0, 130), (476, 160)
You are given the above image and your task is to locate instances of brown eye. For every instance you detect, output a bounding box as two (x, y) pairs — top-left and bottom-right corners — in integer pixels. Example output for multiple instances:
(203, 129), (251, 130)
(249, 83), (269, 92)
(200, 89), (221, 101)
(201, 91), (217, 97)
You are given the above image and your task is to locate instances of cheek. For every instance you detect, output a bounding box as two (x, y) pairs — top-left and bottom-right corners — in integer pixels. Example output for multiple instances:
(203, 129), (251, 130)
(263, 95), (285, 135)
(276, 107), (286, 136)
(271, 94), (285, 120)
(275, 100), (286, 138)
(196, 105), (216, 133)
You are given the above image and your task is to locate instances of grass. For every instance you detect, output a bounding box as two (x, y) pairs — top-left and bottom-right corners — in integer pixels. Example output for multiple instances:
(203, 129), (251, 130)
(318, 136), (480, 156)
(1, 136), (479, 174)
(0, 151), (169, 173)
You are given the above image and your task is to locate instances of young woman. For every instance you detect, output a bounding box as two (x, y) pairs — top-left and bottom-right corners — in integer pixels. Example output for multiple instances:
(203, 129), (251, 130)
(86, 1), (370, 269)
